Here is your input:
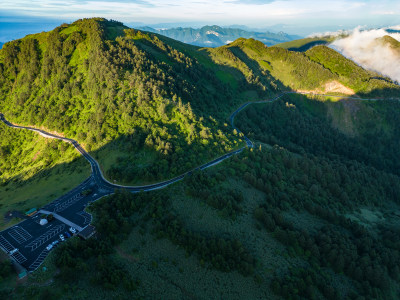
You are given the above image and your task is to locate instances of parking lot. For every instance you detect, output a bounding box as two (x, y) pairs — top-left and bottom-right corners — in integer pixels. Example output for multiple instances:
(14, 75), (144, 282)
(0, 177), (112, 272)
(0, 218), (66, 270)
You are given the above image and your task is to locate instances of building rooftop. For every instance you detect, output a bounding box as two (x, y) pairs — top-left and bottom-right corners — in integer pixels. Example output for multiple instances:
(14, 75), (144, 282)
(78, 225), (96, 240)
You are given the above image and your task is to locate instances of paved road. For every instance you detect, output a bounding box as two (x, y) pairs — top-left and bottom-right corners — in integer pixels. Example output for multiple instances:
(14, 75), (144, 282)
(0, 114), (248, 192)
(0, 91), (393, 272)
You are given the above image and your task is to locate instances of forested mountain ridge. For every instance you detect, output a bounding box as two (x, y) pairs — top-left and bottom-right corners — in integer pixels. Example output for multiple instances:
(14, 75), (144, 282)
(0, 18), (246, 185)
(1, 17), (399, 189)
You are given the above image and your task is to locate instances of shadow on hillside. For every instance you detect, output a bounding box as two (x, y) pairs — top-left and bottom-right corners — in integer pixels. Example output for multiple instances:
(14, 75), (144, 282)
(0, 154), (90, 218)
(199, 45), (288, 103)
(123, 35), (258, 120)
(234, 86), (400, 178)
(288, 40), (329, 52)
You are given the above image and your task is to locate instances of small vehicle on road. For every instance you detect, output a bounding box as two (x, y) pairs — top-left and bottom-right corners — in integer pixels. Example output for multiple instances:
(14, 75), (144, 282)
(52, 240), (59, 246)
(59, 234), (65, 241)
(9, 248), (18, 255)
(64, 231), (71, 238)
(69, 227), (77, 234)
(46, 244), (53, 251)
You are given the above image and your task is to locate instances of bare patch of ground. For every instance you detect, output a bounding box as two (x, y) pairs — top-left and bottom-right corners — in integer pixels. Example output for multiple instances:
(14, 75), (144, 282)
(324, 81), (355, 95)
(297, 80), (355, 96)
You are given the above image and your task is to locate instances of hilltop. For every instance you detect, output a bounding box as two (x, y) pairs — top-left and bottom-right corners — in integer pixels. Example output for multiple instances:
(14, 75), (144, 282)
(376, 35), (400, 52)
(0, 18), (245, 187)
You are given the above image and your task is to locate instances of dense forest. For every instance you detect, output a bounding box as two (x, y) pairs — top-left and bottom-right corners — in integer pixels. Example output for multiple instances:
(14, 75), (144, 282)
(2, 18), (400, 299)
(1, 18), (399, 186)
(237, 95), (400, 176)
(0, 18), (242, 184)
(7, 142), (400, 299)
(6, 93), (400, 298)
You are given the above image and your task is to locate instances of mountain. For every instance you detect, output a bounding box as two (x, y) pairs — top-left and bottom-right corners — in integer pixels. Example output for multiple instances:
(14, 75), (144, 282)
(2, 18), (400, 299)
(1, 18), (399, 203)
(0, 18), (245, 187)
(140, 25), (299, 47)
(206, 38), (399, 96)
(376, 35), (400, 52)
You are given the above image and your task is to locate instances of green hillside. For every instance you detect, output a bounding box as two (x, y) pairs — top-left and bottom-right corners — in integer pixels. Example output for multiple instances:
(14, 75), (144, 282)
(1, 18), (399, 211)
(0, 123), (90, 229)
(2, 18), (400, 300)
(0, 18), (245, 187)
(9, 97), (400, 299)
(206, 38), (400, 96)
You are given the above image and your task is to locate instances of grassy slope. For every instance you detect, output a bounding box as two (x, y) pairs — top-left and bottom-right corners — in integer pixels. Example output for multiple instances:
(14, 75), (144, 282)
(0, 123), (90, 229)
(206, 38), (400, 96)
(304, 45), (399, 95)
(377, 35), (400, 51)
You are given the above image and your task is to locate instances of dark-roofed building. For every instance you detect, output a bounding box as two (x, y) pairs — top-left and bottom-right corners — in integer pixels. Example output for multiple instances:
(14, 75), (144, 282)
(78, 225), (96, 240)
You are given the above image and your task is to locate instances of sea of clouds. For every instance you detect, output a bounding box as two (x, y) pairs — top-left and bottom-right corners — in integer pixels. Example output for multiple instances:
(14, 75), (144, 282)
(311, 27), (400, 83)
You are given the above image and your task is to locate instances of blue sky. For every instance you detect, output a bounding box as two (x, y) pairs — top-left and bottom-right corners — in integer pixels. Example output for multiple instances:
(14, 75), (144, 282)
(1, 0), (400, 35)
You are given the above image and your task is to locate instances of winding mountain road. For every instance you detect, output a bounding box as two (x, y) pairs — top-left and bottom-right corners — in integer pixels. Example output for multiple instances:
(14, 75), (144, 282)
(0, 91), (393, 273)
(0, 91), (393, 191)
(0, 114), (245, 192)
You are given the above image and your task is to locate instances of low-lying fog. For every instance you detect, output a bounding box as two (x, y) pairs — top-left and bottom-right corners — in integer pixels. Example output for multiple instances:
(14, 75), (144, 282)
(329, 27), (400, 83)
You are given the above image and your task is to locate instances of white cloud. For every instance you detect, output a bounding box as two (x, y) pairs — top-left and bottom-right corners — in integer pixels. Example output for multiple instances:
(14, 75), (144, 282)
(331, 27), (400, 83)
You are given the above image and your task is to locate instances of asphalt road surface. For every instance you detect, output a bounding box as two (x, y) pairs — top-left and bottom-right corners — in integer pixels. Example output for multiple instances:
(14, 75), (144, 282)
(0, 91), (389, 272)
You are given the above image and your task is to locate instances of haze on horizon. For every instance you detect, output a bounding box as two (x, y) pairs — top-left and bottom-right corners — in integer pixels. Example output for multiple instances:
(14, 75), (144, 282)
(1, 0), (400, 36)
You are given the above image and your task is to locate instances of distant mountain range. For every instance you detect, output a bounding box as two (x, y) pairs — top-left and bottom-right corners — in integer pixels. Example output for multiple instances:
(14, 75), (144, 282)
(139, 25), (300, 47)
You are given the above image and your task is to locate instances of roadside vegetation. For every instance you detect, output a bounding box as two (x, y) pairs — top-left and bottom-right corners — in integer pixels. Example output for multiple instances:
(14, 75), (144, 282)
(0, 123), (90, 228)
